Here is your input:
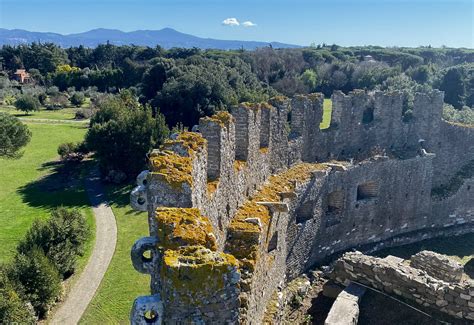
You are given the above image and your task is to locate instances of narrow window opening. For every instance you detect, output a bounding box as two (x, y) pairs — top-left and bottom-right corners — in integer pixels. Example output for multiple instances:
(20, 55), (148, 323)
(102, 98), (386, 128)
(326, 190), (344, 214)
(357, 181), (378, 201)
(226, 204), (231, 218)
(296, 200), (314, 223)
(268, 231), (278, 252)
(362, 106), (374, 124)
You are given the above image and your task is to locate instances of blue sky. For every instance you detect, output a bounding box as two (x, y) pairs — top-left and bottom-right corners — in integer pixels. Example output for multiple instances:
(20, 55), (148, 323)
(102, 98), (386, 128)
(0, 0), (472, 47)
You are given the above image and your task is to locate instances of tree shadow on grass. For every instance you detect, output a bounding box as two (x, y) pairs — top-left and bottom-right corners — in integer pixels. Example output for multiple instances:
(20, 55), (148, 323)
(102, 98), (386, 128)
(102, 181), (143, 216)
(17, 160), (93, 210)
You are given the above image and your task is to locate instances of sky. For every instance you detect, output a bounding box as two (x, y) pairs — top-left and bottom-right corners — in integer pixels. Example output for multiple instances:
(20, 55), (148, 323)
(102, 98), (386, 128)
(0, 0), (472, 48)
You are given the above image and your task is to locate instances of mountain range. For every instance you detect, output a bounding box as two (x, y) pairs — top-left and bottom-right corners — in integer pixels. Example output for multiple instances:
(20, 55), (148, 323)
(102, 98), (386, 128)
(0, 28), (300, 50)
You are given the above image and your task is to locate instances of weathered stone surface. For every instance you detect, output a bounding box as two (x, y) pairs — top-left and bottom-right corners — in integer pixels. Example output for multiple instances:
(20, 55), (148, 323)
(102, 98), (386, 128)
(325, 283), (366, 325)
(410, 250), (463, 283)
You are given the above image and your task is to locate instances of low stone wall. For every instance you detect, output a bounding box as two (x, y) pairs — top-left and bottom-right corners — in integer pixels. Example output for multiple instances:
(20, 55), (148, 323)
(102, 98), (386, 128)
(332, 251), (474, 321)
(325, 283), (366, 325)
(411, 250), (464, 283)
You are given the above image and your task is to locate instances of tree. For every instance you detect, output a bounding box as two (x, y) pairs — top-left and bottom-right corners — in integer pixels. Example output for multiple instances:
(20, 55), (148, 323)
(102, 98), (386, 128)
(301, 69), (318, 92)
(14, 94), (40, 115)
(9, 248), (61, 318)
(0, 113), (31, 158)
(0, 266), (36, 324)
(70, 92), (85, 107)
(17, 208), (90, 277)
(85, 91), (169, 176)
(440, 68), (466, 109)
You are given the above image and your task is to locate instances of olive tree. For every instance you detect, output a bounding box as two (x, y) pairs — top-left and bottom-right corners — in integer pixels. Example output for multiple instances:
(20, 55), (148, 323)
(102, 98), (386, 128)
(0, 113), (31, 158)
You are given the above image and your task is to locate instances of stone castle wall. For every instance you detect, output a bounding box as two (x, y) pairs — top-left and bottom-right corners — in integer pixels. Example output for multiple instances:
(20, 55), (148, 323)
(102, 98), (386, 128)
(129, 89), (474, 324)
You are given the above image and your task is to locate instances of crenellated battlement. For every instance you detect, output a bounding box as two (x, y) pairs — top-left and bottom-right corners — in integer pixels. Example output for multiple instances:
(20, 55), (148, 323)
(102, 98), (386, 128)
(129, 89), (474, 324)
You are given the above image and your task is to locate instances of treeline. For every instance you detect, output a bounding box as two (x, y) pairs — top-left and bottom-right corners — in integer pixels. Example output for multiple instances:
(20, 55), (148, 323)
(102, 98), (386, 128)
(0, 208), (90, 323)
(1, 43), (473, 126)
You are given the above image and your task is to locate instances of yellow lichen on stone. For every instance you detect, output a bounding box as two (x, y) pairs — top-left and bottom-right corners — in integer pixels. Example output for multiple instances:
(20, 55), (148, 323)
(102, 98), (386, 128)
(226, 163), (328, 271)
(308, 92), (324, 101)
(163, 131), (206, 154)
(260, 102), (274, 110)
(240, 102), (261, 111)
(259, 147), (269, 154)
(149, 151), (193, 188)
(207, 179), (219, 196)
(269, 95), (289, 105)
(201, 111), (234, 128)
(161, 246), (239, 302)
(234, 160), (247, 171)
(156, 207), (217, 251)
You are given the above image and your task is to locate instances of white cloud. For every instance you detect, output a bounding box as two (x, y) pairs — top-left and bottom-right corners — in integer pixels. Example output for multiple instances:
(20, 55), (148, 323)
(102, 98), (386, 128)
(222, 18), (240, 27)
(242, 21), (257, 27)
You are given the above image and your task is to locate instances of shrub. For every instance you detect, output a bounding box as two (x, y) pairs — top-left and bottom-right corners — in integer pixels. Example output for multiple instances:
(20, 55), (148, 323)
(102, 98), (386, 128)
(17, 208), (90, 277)
(85, 91), (169, 176)
(10, 248), (61, 318)
(14, 94), (40, 114)
(57, 142), (87, 161)
(46, 86), (60, 96)
(75, 107), (96, 120)
(443, 104), (474, 125)
(70, 92), (85, 107)
(0, 266), (36, 324)
(47, 93), (69, 110)
(0, 112), (31, 158)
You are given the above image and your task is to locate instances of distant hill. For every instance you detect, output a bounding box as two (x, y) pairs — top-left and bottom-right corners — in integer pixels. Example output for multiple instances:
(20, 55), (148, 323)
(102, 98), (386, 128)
(0, 28), (301, 50)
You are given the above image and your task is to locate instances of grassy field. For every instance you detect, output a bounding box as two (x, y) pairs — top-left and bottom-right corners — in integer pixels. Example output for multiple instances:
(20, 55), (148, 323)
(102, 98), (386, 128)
(0, 105), (80, 120)
(80, 185), (150, 324)
(320, 99), (332, 129)
(0, 122), (93, 263)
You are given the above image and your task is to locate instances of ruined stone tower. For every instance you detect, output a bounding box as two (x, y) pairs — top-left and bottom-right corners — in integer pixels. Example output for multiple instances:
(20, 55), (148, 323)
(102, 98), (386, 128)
(128, 90), (474, 324)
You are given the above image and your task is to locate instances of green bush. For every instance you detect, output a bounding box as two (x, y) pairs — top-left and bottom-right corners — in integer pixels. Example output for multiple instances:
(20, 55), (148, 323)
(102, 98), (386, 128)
(57, 142), (87, 161)
(10, 248), (61, 318)
(443, 104), (474, 125)
(0, 112), (31, 158)
(86, 90), (169, 176)
(17, 208), (90, 277)
(14, 94), (40, 114)
(0, 266), (36, 324)
(47, 93), (69, 110)
(70, 92), (85, 107)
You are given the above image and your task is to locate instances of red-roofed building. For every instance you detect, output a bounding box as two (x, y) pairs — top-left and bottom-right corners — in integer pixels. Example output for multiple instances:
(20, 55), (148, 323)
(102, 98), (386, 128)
(13, 69), (31, 84)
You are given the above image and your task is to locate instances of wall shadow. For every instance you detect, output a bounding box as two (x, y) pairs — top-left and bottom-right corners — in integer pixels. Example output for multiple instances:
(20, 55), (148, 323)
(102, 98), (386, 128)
(374, 232), (474, 264)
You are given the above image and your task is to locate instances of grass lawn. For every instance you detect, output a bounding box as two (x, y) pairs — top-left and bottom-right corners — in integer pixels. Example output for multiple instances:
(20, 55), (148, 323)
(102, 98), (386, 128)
(80, 185), (150, 325)
(0, 104), (81, 121)
(0, 122), (93, 263)
(320, 99), (332, 130)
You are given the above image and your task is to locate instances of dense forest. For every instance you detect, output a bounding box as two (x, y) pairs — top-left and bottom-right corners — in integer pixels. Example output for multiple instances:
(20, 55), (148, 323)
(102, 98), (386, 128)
(1, 43), (474, 127)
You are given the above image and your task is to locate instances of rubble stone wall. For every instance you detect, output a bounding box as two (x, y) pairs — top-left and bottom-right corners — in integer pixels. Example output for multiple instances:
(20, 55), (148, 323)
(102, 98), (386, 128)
(332, 251), (474, 321)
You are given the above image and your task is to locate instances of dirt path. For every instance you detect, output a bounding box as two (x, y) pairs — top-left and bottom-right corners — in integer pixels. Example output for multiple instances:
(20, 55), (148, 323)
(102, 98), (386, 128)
(49, 167), (117, 325)
(20, 118), (89, 124)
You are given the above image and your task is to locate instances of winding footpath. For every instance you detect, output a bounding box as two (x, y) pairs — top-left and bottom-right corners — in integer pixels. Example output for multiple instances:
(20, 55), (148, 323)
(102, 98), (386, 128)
(50, 167), (117, 325)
